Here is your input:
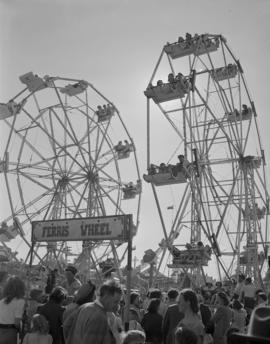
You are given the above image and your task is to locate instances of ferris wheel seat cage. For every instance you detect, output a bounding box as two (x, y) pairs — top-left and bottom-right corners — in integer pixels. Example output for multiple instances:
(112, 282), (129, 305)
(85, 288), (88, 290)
(143, 171), (187, 186)
(164, 34), (219, 59)
(227, 107), (252, 122)
(60, 81), (88, 96)
(144, 81), (190, 103)
(19, 72), (47, 92)
(212, 64), (238, 81)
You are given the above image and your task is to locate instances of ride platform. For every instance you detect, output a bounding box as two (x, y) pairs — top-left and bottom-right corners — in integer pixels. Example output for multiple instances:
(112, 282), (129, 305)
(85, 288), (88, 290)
(143, 171), (187, 186)
(212, 64), (238, 81)
(164, 35), (219, 59)
(60, 80), (88, 96)
(144, 81), (188, 103)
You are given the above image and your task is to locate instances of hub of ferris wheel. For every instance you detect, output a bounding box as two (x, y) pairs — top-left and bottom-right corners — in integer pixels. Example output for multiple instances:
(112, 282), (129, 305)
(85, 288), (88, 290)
(143, 32), (269, 288)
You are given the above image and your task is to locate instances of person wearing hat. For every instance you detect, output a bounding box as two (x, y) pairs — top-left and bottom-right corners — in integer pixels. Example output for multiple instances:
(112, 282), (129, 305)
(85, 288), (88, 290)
(63, 265), (82, 299)
(229, 305), (270, 343)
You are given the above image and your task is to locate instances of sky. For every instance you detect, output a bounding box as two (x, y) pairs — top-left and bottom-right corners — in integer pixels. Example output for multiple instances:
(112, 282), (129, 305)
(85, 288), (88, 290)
(0, 0), (270, 279)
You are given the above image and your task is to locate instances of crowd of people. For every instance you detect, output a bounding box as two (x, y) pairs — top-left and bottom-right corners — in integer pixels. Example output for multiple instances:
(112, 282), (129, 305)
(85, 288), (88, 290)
(0, 266), (270, 344)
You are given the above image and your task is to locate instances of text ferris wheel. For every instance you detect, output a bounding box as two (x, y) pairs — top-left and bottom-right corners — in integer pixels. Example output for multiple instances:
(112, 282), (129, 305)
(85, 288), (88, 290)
(143, 33), (269, 286)
(0, 72), (141, 280)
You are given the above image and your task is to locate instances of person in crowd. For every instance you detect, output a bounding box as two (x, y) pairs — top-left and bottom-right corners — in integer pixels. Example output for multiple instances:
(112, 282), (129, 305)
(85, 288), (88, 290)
(240, 277), (257, 314)
(108, 302), (123, 344)
(197, 294), (212, 331)
(256, 291), (267, 306)
(210, 281), (224, 305)
(148, 288), (167, 317)
(26, 288), (44, 332)
(62, 265), (81, 299)
(163, 289), (184, 344)
(210, 292), (232, 344)
(175, 326), (198, 344)
(177, 289), (204, 344)
(37, 286), (67, 344)
(63, 280), (96, 323)
(233, 274), (245, 300)
(0, 275), (26, 344)
(67, 279), (122, 344)
(228, 305), (270, 344)
(129, 292), (143, 323)
(22, 313), (53, 344)
(141, 298), (163, 344)
(63, 281), (97, 343)
(230, 299), (247, 333)
(122, 329), (146, 344)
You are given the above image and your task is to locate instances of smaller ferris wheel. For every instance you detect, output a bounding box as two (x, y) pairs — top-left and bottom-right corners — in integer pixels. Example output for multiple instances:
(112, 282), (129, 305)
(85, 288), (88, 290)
(0, 72), (141, 282)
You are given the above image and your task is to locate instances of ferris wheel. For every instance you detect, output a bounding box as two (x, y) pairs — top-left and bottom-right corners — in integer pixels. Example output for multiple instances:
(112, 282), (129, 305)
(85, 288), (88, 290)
(0, 72), (141, 281)
(143, 33), (269, 287)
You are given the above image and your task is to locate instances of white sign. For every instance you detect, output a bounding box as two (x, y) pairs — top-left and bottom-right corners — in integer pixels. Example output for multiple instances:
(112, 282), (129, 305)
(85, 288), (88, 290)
(32, 215), (132, 242)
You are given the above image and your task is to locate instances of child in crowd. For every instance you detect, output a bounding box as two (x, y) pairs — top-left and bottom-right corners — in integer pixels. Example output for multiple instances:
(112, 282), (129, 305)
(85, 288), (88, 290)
(122, 329), (146, 344)
(22, 314), (52, 344)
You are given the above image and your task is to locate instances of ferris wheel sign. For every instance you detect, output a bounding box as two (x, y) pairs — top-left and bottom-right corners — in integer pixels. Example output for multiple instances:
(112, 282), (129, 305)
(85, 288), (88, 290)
(31, 214), (132, 242)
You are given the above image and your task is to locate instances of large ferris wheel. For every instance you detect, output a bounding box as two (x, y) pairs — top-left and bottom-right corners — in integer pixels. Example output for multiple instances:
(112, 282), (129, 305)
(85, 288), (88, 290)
(0, 72), (141, 281)
(143, 33), (269, 286)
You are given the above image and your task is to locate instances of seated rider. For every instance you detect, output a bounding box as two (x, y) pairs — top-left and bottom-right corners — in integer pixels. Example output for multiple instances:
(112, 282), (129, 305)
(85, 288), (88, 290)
(242, 104), (249, 115)
(115, 141), (125, 151)
(168, 73), (175, 84)
(159, 163), (167, 173)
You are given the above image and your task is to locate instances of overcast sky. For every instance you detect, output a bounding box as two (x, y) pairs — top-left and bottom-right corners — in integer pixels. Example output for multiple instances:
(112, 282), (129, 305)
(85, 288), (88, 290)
(0, 0), (270, 278)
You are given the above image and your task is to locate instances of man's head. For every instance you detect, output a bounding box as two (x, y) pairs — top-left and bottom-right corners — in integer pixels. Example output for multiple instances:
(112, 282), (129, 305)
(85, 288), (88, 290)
(98, 279), (122, 312)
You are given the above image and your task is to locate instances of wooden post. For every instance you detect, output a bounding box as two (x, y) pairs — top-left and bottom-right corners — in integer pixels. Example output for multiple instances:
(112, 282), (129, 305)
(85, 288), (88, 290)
(124, 215), (133, 332)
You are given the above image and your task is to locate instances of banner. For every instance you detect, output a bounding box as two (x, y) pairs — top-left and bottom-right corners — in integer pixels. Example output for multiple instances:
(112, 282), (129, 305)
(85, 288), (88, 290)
(32, 214), (132, 242)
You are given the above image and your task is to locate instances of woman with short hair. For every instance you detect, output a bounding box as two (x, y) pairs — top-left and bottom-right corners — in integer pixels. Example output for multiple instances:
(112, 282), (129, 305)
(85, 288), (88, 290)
(0, 275), (26, 344)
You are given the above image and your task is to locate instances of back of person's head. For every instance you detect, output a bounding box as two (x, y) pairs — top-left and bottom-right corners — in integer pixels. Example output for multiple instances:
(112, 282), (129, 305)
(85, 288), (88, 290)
(130, 292), (140, 305)
(49, 286), (67, 304)
(3, 275), (25, 304)
(99, 279), (122, 297)
(75, 280), (96, 306)
(167, 288), (179, 300)
(122, 329), (145, 344)
(217, 291), (230, 306)
(31, 313), (49, 335)
(147, 297), (160, 313)
(181, 289), (199, 314)
(175, 326), (197, 344)
(149, 288), (162, 299)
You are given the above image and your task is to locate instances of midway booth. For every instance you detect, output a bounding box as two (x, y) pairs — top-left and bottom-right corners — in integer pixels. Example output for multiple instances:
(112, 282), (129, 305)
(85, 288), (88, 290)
(30, 214), (133, 330)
